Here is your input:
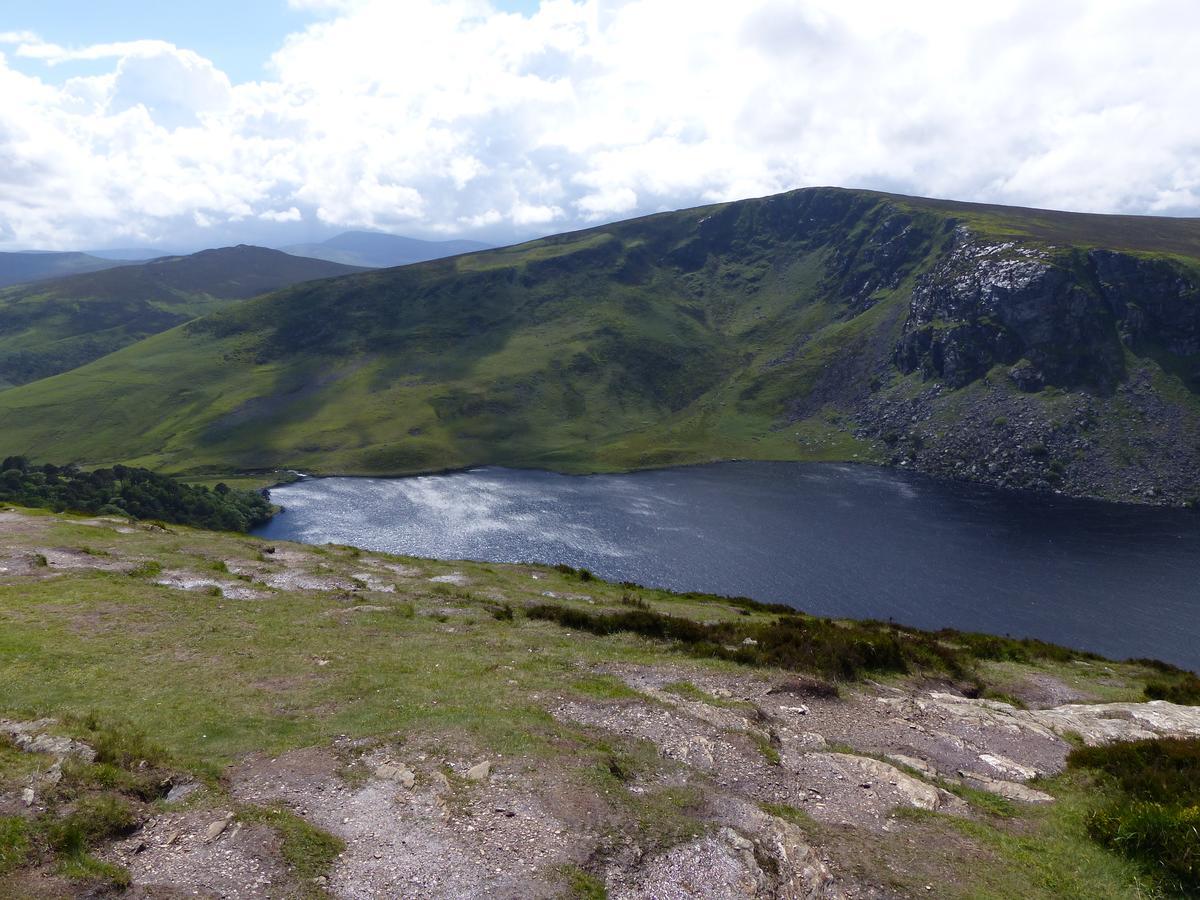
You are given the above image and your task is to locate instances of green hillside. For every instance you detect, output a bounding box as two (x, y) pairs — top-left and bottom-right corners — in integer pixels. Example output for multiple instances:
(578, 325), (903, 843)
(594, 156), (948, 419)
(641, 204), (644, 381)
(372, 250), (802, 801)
(0, 245), (364, 388)
(0, 187), (1198, 503)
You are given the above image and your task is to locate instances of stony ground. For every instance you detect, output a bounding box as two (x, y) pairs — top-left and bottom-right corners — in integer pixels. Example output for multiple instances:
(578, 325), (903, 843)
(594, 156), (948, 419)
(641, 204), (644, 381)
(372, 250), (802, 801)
(1, 506), (1197, 898)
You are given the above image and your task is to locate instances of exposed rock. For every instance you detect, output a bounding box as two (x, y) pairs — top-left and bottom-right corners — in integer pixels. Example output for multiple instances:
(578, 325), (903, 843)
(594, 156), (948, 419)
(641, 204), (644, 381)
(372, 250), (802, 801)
(611, 835), (766, 899)
(465, 760), (492, 782)
(959, 773), (1055, 805)
(0, 717), (96, 763)
(925, 692), (1200, 746)
(886, 754), (938, 779)
(165, 780), (200, 804)
(204, 811), (235, 843)
(375, 763), (416, 789)
(978, 752), (1040, 780)
(819, 753), (945, 811)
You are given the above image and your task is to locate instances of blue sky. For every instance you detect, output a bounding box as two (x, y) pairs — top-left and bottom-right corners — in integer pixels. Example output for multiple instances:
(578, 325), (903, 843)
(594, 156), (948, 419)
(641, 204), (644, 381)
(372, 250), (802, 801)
(3, 0), (541, 83)
(0, 1), (1197, 252)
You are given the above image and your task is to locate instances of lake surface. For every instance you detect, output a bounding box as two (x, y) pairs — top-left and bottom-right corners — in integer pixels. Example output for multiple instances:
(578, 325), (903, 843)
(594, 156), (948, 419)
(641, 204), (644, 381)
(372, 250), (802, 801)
(254, 462), (1200, 671)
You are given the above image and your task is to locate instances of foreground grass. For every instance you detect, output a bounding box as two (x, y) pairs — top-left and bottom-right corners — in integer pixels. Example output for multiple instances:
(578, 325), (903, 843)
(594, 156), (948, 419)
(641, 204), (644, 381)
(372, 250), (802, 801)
(0, 508), (1191, 895)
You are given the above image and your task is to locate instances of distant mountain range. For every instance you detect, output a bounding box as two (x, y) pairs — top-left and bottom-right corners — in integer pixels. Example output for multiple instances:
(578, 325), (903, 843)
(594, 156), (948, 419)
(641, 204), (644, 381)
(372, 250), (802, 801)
(0, 231), (491, 285)
(281, 231), (492, 268)
(0, 251), (127, 288)
(0, 245), (363, 388)
(86, 248), (183, 261)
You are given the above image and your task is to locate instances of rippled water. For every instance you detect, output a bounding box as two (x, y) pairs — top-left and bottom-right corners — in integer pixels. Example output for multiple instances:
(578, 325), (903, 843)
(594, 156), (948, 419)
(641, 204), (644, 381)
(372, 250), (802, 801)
(254, 462), (1200, 670)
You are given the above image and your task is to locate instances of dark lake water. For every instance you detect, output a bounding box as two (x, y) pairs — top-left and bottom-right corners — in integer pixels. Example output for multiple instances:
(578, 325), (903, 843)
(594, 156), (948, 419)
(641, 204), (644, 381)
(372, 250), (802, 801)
(254, 462), (1200, 672)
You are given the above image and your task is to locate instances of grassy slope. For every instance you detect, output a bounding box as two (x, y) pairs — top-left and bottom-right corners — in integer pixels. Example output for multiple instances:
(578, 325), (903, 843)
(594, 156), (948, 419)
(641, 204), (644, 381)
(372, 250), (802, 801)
(0, 246), (364, 388)
(0, 507), (1182, 897)
(0, 188), (1198, 478)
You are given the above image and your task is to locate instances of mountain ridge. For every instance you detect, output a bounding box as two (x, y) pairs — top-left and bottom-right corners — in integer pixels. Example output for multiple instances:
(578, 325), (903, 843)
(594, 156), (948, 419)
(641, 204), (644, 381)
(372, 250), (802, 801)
(0, 186), (1197, 504)
(0, 245), (365, 388)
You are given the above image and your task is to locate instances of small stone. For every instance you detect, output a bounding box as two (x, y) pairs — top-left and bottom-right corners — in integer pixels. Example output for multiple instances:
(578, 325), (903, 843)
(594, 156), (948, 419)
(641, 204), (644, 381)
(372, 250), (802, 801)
(204, 812), (235, 843)
(720, 827), (754, 851)
(166, 780), (200, 804)
(466, 761), (492, 781)
(21, 787), (34, 807)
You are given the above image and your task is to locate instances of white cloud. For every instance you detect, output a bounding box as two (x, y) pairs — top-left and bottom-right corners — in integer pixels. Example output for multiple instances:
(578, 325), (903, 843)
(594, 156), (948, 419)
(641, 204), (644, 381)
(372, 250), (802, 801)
(259, 206), (303, 222)
(1, 0), (1199, 250)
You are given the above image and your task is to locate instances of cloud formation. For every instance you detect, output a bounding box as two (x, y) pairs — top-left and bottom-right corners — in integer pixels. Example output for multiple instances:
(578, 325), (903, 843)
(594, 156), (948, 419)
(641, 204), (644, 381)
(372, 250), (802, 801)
(1, 0), (1198, 249)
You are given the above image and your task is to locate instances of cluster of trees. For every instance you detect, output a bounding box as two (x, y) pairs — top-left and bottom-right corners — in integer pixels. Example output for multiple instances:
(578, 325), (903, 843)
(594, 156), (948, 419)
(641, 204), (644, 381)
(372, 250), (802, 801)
(0, 457), (273, 532)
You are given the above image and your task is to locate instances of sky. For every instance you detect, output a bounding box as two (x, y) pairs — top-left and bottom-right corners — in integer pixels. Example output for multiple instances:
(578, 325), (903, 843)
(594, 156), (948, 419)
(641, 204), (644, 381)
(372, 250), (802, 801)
(0, 0), (1198, 252)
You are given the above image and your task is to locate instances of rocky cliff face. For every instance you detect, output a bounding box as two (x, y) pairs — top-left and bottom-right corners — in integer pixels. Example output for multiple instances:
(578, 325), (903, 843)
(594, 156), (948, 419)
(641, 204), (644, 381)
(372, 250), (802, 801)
(854, 220), (1200, 505)
(895, 230), (1125, 391)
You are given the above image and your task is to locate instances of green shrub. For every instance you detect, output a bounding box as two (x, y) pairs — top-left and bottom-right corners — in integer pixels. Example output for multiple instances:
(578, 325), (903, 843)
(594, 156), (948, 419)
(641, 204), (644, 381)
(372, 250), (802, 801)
(1068, 737), (1200, 805)
(0, 462), (273, 532)
(1070, 738), (1200, 893)
(529, 604), (921, 680)
(1144, 673), (1200, 705)
(1086, 801), (1199, 894)
(619, 592), (650, 610)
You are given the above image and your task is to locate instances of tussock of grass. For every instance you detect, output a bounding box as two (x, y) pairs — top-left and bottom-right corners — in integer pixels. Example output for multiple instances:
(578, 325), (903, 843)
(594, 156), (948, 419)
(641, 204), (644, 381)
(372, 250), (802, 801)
(57, 851), (131, 889)
(1086, 801), (1198, 894)
(0, 816), (31, 875)
(760, 802), (818, 831)
(748, 731), (781, 766)
(560, 863), (608, 899)
(571, 675), (642, 701)
(237, 803), (344, 894)
(45, 795), (137, 855)
(84, 716), (170, 772)
(0, 717), (178, 889)
(127, 559), (163, 578)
